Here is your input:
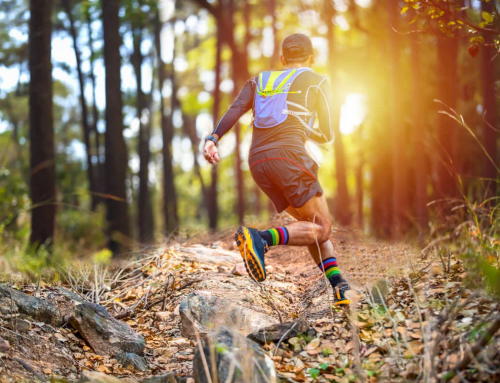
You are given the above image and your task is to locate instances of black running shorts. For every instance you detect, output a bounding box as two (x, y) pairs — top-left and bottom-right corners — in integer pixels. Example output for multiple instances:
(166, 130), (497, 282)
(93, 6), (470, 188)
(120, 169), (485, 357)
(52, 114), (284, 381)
(249, 148), (324, 213)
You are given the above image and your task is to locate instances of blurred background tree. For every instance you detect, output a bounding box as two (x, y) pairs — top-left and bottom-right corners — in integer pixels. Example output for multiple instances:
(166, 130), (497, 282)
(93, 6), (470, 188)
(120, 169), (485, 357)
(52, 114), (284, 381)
(0, 0), (498, 256)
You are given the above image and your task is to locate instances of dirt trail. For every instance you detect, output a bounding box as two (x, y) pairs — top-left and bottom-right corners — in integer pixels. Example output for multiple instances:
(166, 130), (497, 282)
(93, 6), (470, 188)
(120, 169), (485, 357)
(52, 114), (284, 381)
(2, 225), (497, 383)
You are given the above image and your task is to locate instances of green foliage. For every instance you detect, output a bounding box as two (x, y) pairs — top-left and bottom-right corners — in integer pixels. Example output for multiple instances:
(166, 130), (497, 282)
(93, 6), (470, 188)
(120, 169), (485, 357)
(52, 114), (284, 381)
(308, 368), (320, 380)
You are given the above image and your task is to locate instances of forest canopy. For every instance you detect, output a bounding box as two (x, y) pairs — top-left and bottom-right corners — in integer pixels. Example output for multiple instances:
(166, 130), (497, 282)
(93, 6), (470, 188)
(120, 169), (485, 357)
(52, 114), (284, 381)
(0, 0), (499, 255)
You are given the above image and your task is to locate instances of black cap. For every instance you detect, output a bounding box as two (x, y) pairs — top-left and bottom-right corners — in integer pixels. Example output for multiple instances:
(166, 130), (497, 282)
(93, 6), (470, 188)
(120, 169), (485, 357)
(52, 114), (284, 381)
(282, 34), (313, 62)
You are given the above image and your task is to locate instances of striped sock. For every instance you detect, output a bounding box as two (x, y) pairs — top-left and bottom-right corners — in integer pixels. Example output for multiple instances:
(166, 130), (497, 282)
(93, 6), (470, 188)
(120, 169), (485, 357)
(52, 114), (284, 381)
(258, 227), (289, 247)
(318, 257), (341, 281)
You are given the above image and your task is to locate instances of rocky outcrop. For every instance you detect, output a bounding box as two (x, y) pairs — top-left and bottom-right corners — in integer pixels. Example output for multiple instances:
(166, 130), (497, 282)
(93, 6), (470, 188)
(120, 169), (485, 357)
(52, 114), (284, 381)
(70, 303), (147, 370)
(193, 326), (277, 383)
(0, 284), (63, 326)
(179, 292), (275, 339)
(247, 320), (310, 345)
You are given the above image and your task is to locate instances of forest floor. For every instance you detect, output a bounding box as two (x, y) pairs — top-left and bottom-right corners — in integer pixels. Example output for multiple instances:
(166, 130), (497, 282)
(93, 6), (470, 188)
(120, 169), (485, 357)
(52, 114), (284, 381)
(1, 216), (500, 382)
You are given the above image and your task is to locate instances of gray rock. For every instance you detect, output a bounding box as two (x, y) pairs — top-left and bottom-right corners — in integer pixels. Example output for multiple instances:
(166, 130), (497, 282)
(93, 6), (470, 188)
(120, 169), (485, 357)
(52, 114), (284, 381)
(138, 373), (187, 383)
(247, 320), (310, 344)
(0, 284), (63, 326)
(371, 279), (390, 305)
(180, 292), (275, 339)
(56, 286), (86, 304)
(70, 303), (146, 367)
(117, 352), (148, 372)
(193, 326), (277, 383)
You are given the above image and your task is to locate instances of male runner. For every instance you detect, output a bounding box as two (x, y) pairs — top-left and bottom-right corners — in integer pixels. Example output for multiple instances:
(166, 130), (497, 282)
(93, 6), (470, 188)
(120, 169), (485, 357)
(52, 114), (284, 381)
(203, 33), (350, 306)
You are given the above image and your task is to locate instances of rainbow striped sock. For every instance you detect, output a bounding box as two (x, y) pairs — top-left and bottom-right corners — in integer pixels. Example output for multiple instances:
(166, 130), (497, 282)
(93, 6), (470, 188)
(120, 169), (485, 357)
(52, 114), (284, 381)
(258, 227), (289, 247)
(318, 257), (341, 280)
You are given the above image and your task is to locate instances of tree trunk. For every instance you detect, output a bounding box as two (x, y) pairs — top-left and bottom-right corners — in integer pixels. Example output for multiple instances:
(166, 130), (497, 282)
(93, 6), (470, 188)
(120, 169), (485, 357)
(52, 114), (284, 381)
(132, 27), (154, 243)
(410, 20), (428, 237)
(386, 0), (407, 237)
(267, 0), (280, 68)
(102, 0), (130, 251)
(435, 37), (458, 208)
(324, 0), (351, 226)
(155, 12), (178, 234)
(209, 20), (222, 231)
(86, 8), (104, 207)
(355, 125), (364, 229)
(481, 1), (498, 197)
(63, 0), (98, 211)
(29, 0), (55, 249)
(228, 0), (246, 225)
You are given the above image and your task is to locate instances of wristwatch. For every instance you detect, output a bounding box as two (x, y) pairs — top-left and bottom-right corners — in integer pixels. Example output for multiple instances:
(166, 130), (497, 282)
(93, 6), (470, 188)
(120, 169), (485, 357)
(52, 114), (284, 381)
(205, 135), (219, 147)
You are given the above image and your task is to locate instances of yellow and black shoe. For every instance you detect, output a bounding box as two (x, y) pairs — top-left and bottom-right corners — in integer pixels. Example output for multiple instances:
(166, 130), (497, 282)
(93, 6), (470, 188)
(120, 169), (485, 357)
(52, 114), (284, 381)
(333, 282), (351, 306)
(235, 226), (269, 282)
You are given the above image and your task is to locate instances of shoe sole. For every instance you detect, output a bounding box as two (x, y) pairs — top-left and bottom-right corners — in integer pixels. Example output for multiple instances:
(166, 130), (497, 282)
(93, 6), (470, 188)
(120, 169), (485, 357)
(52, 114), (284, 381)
(235, 226), (266, 282)
(334, 299), (351, 306)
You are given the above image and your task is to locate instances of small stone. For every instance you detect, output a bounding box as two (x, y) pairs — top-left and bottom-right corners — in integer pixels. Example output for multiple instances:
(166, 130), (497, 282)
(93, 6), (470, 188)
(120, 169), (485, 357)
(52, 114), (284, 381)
(265, 265), (274, 274)
(0, 337), (9, 353)
(288, 337), (300, 345)
(217, 266), (227, 273)
(231, 263), (247, 276)
(43, 369), (51, 374)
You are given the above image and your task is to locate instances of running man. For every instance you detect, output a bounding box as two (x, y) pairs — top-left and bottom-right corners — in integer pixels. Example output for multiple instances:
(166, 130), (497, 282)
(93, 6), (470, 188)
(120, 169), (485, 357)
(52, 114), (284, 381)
(203, 34), (350, 306)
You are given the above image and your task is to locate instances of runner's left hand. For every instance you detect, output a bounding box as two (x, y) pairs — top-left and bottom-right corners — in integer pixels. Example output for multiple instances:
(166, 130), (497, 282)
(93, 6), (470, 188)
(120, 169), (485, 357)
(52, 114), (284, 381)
(204, 140), (220, 165)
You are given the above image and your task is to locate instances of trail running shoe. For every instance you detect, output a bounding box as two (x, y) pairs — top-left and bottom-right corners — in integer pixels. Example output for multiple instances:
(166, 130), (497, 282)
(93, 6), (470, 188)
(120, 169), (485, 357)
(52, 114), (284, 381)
(235, 226), (269, 282)
(333, 282), (351, 306)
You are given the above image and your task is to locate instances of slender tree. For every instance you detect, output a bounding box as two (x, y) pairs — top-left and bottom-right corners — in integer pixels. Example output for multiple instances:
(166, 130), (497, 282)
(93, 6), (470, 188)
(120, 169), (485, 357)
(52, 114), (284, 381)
(131, 17), (154, 243)
(155, 11), (178, 233)
(102, 0), (130, 250)
(209, 21), (222, 231)
(323, 0), (351, 226)
(481, 1), (498, 197)
(386, 0), (408, 237)
(435, 36), (459, 206)
(410, 19), (428, 236)
(86, 5), (105, 206)
(63, 0), (98, 210)
(29, 0), (56, 249)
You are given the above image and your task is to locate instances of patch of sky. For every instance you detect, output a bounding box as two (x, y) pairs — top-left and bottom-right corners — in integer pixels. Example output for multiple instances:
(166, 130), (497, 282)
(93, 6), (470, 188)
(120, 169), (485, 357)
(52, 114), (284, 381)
(197, 91), (211, 104)
(335, 15), (350, 31)
(196, 113), (213, 138)
(173, 109), (183, 129)
(174, 56), (188, 72)
(261, 27), (274, 58)
(220, 79), (234, 94)
(161, 23), (174, 63)
(311, 37), (328, 65)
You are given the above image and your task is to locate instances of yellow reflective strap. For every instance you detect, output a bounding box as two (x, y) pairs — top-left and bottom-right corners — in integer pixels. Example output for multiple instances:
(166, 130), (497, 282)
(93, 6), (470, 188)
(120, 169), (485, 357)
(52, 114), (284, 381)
(275, 69), (296, 92)
(258, 72), (265, 93)
(263, 71), (284, 93)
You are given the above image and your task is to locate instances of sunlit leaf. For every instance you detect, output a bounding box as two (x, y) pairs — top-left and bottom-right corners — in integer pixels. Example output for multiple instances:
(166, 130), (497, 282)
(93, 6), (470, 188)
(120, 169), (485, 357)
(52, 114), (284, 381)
(470, 36), (485, 44)
(401, 6), (409, 14)
(482, 11), (494, 24)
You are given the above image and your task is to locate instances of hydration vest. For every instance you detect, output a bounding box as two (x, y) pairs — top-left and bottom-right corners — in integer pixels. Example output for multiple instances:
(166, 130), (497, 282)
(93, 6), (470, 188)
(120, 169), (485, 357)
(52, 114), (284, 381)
(253, 67), (324, 141)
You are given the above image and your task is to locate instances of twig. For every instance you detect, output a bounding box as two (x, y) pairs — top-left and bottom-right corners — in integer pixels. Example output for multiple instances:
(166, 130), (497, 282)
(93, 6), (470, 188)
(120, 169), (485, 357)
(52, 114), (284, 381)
(194, 328), (213, 383)
(144, 278), (201, 310)
(0, 325), (31, 341)
(274, 302), (314, 356)
(443, 315), (500, 381)
(420, 235), (451, 259)
(13, 358), (48, 382)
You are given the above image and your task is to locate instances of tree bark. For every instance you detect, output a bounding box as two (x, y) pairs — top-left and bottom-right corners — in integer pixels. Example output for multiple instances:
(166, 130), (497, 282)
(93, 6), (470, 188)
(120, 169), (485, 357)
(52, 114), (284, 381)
(155, 12), (178, 233)
(86, 8), (104, 207)
(324, 0), (351, 226)
(29, 0), (55, 249)
(386, 0), (408, 237)
(132, 26), (154, 243)
(228, 0), (246, 225)
(435, 37), (458, 207)
(102, 0), (130, 251)
(267, 0), (280, 68)
(209, 20), (222, 231)
(63, 0), (98, 211)
(410, 20), (428, 237)
(355, 125), (364, 229)
(481, 1), (499, 197)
